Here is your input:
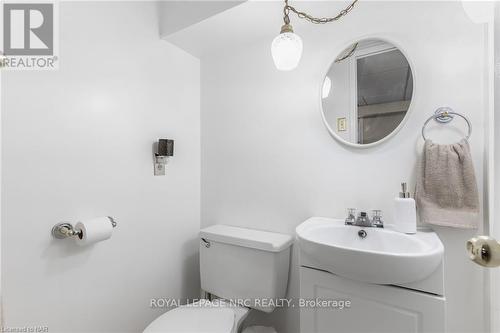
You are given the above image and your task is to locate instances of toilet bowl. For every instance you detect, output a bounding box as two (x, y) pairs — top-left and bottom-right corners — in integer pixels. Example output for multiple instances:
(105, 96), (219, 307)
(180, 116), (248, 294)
(241, 327), (277, 333)
(143, 299), (249, 333)
(144, 224), (293, 333)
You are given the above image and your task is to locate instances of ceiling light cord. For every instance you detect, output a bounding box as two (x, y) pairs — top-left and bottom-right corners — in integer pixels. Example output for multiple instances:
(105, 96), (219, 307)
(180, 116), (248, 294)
(284, 0), (359, 25)
(283, 0), (291, 25)
(272, 0), (359, 71)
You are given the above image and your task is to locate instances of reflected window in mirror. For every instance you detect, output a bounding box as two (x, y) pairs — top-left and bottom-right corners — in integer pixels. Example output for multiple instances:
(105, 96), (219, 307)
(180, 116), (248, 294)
(321, 39), (413, 146)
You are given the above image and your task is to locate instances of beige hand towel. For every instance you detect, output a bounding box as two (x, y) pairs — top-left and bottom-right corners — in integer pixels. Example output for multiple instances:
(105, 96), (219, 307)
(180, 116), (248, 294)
(415, 139), (479, 228)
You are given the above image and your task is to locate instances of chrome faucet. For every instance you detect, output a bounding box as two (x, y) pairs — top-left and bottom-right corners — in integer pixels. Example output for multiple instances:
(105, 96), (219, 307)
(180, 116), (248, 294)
(345, 208), (356, 225)
(345, 209), (384, 228)
(371, 210), (384, 228)
(355, 212), (372, 227)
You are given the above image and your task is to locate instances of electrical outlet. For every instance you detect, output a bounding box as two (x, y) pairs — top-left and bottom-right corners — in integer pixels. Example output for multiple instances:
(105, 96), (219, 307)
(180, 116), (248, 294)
(337, 117), (347, 132)
(154, 163), (166, 176)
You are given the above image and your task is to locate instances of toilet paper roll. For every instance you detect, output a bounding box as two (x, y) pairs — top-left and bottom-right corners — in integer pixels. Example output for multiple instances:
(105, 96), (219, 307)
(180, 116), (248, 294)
(75, 217), (114, 246)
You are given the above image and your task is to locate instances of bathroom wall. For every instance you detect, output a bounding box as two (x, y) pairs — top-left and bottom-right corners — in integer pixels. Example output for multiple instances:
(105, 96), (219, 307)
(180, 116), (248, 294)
(322, 59), (352, 142)
(493, 2), (500, 331)
(198, 1), (488, 332)
(1, 2), (200, 332)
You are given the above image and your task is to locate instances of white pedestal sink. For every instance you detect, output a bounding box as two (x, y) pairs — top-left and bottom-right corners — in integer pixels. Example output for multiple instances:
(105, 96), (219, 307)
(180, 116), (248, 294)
(297, 217), (446, 333)
(296, 217), (444, 285)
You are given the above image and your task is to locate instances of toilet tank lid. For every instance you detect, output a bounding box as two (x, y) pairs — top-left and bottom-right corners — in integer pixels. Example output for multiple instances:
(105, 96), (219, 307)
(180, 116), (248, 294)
(200, 225), (293, 252)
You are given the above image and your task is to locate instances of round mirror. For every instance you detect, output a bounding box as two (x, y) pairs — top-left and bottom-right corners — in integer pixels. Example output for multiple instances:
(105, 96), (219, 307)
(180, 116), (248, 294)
(321, 38), (414, 147)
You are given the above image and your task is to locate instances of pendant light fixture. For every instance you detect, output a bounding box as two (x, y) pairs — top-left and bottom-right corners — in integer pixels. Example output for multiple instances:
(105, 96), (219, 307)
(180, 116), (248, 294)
(271, 0), (359, 71)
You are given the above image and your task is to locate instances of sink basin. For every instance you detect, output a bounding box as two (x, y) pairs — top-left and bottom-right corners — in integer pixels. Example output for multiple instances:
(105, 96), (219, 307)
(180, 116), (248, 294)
(296, 217), (444, 285)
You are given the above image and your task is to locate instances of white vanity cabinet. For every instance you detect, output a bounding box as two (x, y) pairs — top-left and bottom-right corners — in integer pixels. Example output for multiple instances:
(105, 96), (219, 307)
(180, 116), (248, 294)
(299, 267), (445, 333)
(296, 217), (446, 332)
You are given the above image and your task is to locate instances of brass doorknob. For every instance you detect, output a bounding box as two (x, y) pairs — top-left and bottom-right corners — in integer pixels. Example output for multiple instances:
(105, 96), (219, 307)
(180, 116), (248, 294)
(466, 236), (500, 268)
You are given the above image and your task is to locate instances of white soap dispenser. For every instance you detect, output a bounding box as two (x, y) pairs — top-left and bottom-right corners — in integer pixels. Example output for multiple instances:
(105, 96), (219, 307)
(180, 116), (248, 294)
(394, 182), (417, 234)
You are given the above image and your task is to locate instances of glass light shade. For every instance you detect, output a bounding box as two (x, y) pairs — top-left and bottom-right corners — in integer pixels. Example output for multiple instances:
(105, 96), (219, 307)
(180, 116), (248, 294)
(322, 76), (332, 99)
(271, 32), (303, 71)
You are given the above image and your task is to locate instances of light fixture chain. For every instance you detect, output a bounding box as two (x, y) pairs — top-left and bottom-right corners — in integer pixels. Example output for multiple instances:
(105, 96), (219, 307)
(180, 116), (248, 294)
(283, 0), (291, 24)
(285, 0), (359, 25)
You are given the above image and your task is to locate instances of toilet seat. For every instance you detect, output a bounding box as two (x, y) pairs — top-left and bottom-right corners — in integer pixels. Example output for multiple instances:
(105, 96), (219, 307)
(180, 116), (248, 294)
(143, 299), (249, 333)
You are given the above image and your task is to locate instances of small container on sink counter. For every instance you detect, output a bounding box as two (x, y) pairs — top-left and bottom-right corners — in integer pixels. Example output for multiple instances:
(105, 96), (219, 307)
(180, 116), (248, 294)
(394, 182), (417, 234)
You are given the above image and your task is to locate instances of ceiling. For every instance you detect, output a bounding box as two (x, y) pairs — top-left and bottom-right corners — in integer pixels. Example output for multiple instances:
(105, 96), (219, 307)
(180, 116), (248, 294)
(159, 1), (246, 37)
(357, 49), (413, 106)
(161, 1), (359, 58)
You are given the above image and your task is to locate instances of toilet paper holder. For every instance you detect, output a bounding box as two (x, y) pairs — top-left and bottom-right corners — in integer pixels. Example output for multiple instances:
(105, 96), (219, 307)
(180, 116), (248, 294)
(51, 217), (117, 239)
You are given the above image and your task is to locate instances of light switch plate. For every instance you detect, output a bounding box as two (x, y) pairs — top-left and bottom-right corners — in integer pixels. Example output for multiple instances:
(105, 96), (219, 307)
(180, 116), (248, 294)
(337, 117), (347, 132)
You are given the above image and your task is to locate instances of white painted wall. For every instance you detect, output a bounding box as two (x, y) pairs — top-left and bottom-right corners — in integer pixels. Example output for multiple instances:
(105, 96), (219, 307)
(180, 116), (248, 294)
(159, 1), (245, 37)
(323, 59), (351, 142)
(199, 1), (488, 332)
(492, 2), (500, 331)
(1, 2), (200, 332)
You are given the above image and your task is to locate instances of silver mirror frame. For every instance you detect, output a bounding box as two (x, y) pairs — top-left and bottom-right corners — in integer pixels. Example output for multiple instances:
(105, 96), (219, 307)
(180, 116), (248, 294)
(319, 36), (416, 149)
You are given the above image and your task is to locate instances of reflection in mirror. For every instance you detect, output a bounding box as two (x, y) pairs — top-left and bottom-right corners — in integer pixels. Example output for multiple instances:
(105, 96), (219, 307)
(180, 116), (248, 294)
(321, 39), (413, 146)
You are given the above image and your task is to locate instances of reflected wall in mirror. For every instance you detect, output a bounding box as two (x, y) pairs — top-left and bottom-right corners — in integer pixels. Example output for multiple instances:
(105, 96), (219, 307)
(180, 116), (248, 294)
(321, 38), (414, 146)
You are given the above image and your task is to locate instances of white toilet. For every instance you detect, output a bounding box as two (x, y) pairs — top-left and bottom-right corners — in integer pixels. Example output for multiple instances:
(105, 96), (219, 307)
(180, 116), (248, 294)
(144, 224), (294, 333)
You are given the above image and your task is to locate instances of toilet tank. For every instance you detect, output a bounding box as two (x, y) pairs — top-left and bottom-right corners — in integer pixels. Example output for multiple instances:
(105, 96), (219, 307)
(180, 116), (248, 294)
(199, 224), (293, 313)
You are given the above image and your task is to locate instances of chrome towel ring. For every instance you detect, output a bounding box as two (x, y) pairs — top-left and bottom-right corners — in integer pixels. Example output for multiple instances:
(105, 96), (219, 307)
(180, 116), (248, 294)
(421, 107), (472, 141)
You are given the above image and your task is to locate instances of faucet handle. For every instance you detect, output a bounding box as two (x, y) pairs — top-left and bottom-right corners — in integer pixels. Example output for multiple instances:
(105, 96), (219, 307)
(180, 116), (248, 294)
(371, 210), (384, 228)
(345, 208), (356, 225)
